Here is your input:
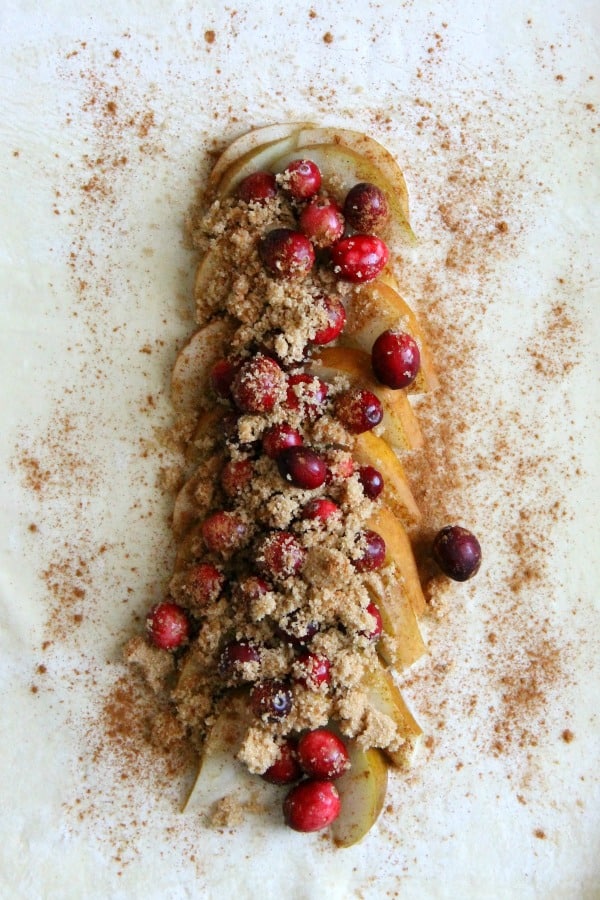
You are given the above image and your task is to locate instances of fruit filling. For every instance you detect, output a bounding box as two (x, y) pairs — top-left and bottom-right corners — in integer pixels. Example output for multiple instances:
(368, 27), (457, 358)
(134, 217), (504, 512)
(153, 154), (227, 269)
(125, 124), (481, 845)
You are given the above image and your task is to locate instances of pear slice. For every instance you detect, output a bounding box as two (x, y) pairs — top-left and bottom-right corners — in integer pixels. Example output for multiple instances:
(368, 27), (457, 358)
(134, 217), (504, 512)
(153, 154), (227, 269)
(171, 318), (235, 413)
(353, 431), (421, 524)
(209, 122), (316, 188)
(330, 742), (388, 848)
(171, 455), (221, 539)
(368, 569), (427, 672)
(361, 666), (423, 771)
(309, 346), (423, 451)
(367, 505), (427, 617)
(194, 246), (232, 326)
(344, 281), (439, 393)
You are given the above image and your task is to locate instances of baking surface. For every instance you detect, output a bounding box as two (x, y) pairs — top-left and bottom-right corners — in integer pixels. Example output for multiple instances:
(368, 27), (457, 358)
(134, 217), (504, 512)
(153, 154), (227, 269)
(1, 1), (599, 898)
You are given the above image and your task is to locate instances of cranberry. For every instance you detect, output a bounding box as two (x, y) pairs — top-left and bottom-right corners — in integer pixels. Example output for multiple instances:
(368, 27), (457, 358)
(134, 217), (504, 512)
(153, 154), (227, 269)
(330, 234), (389, 283)
(432, 525), (482, 581)
(277, 613), (319, 647)
(353, 529), (386, 572)
(343, 182), (390, 233)
(277, 446), (328, 490)
(257, 532), (306, 579)
(324, 452), (355, 481)
(201, 510), (249, 556)
(286, 374), (329, 418)
(335, 389), (383, 434)
(262, 423), (303, 459)
(295, 652), (332, 689)
(220, 458), (253, 498)
(218, 639), (261, 679)
(302, 498), (340, 522)
(259, 228), (315, 279)
(312, 295), (347, 345)
(297, 730), (350, 780)
(299, 196), (345, 247)
(235, 171), (278, 204)
(358, 465), (384, 500)
(261, 738), (302, 785)
(283, 780), (341, 832)
(230, 355), (285, 414)
(183, 562), (225, 607)
(371, 330), (421, 389)
(210, 358), (239, 400)
(251, 679), (293, 721)
(362, 600), (383, 641)
(280, 159), (322, 200)
(146, 601), (190, 651)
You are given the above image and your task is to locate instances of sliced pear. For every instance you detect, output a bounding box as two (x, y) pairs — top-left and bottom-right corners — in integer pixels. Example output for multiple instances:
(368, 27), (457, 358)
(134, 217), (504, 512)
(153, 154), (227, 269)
(172, 455), (221, 539)
(209, 122), (315, 188)
(344, 281), (439, 393)
(330, 742), (388, 848)
(361, 666), (423, 771)
(353, 431), (421, 523)
(309, 346), (423, 451)
(367, 505), (427, 617)
(171, 318), (235, 413)
(194, 246), (232, 325)
(368, 569), (427, 672)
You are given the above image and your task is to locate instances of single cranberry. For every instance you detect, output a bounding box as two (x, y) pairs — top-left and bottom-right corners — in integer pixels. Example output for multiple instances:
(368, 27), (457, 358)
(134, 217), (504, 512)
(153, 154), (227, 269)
(276, 613), (319, 647)
(183, 562), (225, 607)
(262, 423), (304, 459)
(302, 498), (340, 522)
(220, 458), (253, 498)
(353, 529), (386, 572)
(233, 575), (272, 608)
(335, 389), (383, 433)
(210, 358), (239, 400)
(324, 452), (355, 482)
(299, 196), (345, 247)
(312, 295), (347, 345)
(230, 354), (285, 414)
(286, 374), (329, 418)
(297, 729), (350, 780)
(280, 159), (322, 200)
(218, 639), (261, 679)
(283, 780), (341, 832)
(330, 234), (389, 283)
(277, 446), (328, 490)
(362, 601), (383, 641)
(261, 738), (302, 785)
(235, 171), (278, 204)
(257, 532), (306, 579)
(146, 601), (190, 651)
(259, 228), (315, 279)
(358, 465), (384, 500)
(251, 679), (293, 721)
(343, 182), (390, 233)
(295, 652), (332, 689)
(201, 510), (249, 556)
(432, 525), (482, 581)
(372, 330), (421, 389)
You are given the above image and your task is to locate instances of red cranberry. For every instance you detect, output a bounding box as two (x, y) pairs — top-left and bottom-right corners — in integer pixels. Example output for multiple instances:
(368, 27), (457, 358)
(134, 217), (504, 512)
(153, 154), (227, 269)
(210, 358), (239, 400)
(230, 355), (285, 414)
(251, 679), (293, 721)
(146, 601), (190, 651)
(353, 529), (386, 572)
(335, 389), (383, 433)
(261, 738), (302, 785)
(183, 562), (225, 607)
(302, 498), (340, 522)
(371, 330), (421, 389)
(220, 458), (253, 498)
(218, 639), (261, 679)
(283, 780), (341, 832)
(312, 295), (347, 345)
(324, 452), (355, 482)
(286, 374), (329, 418)
(343, 182), (390, 233)
(295, 652), (332, 689)
(201, 510), (249, 556)
(330, 234), (389, 283)
(277, 613), (319, 647)
(277, 446), (328, 490)
(262, 423), (303, 459)
(362, 601), (383, 641)
(358, 465), (384, 500)
(299, 196), (345, 247)
(257, 532), (306, 579)
(259, 228), (315, 279)
(280, 159), (322, 200)
(233, 575), (272, 608)
(432, 525), (482, 581)
(235, 171), (278, 204)
(297, 730), (350, 780)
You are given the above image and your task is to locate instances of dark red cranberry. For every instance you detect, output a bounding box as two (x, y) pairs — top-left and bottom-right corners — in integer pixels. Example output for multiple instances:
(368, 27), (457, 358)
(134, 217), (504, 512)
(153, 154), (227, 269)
(301, 498), (340, 522)
(218, 640), (261, 679)
(295, 652), (332, 689)
(251, 679), (293, 721)
(358, 465), (384, 500)
(335, 389), (383, 433)
(262, 423), (303, 459)
(299, 196), (345, 247)
(432, 525), (482, 581)
(276, 613), (319, 647)
(257, 532), (306, 579)
(146, 601), (190, 651)
(362, 601), (383, 641)
(277, 446), (328, 490)
(259, 228), (315, 279)
(330, 234), (389, 283)
(297, 730), (350, 780)
(220, 458), (253, 498)
(343, 182), (390, 233)
(201, 510), (249, 556)
(233, 575), (272, 608)
(285, 374), (329, 418)
(353, 529), (386, 572)
(283, 780), (341, 832)
(261, 738), (302, 785)
(312, 295), (347, 345)
(280, 159), (322, 200)
(230, 354), (285, 414)
(210, 358), (239, 400)
(235, 171), (278, 204)
(183, 562), (225, 607)
(371, 330), (421, 389)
